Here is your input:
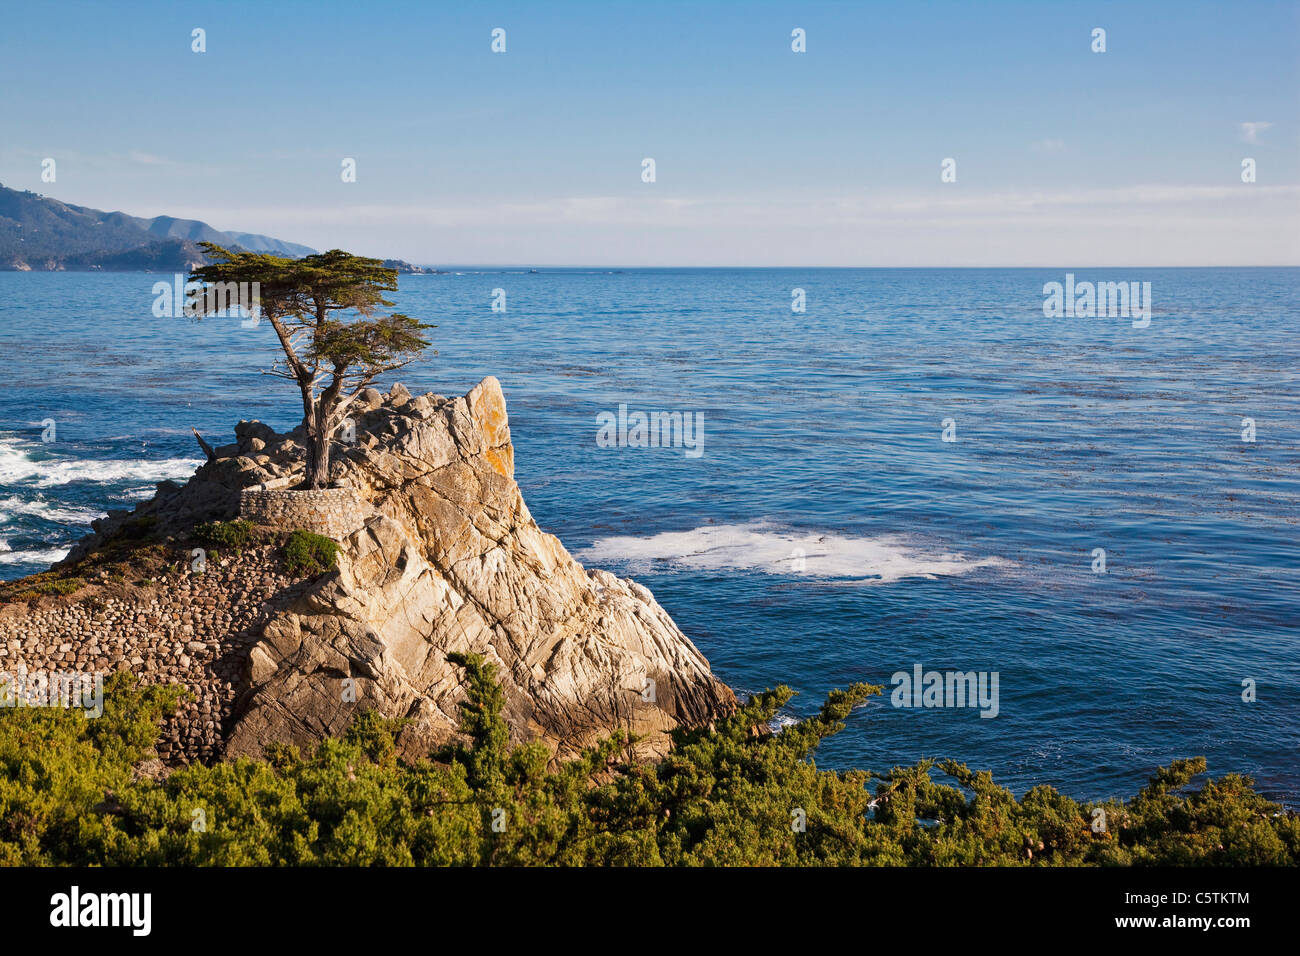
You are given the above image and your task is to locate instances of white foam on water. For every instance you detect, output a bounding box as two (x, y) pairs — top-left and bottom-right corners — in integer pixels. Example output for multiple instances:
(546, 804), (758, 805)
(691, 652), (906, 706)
(0, 495), (106, 525)
(0, 547), (69, 566)
(114, 487), (162, 501)
(0, 441), (200, 488)
(577, 522), (1012, 584)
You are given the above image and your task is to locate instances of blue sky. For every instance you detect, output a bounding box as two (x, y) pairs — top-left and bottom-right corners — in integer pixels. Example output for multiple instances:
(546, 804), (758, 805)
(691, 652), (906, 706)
(2, 0), (1297, 265)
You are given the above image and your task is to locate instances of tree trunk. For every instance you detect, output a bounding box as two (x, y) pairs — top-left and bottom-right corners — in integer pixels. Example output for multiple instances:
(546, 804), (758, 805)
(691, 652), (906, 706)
(302, 362), (348, 490)
(306, 406), (332, 489)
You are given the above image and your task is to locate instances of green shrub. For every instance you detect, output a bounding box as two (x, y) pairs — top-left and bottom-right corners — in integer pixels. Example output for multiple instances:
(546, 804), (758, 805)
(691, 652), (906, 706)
(282, 529), (339, 576)
(193, 519), (257, 551)
(3, 572), (86, 600)
(42, 576), (85, 596)
(1, 656), (1295, 867)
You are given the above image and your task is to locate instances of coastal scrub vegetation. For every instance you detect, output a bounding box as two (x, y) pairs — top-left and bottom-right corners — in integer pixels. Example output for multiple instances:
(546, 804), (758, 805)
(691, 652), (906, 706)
(1, 574), (86, 601)
(0, 510), (217, 606)
(281, 529), (339, 576)
(193, 519), (258, 552)
(0, 659), (1295, 867)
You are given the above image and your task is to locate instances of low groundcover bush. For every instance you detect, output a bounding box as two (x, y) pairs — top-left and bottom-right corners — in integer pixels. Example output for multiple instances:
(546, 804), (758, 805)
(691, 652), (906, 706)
(1, 656), (1295, 866)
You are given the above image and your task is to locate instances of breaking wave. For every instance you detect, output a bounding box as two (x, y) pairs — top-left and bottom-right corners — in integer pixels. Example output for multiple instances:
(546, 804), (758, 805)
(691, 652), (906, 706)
(0, 441), (200, 488)
(577, 522), (1012, 584)
(0, 495), (106, 526)
(0, 546), (70, 566)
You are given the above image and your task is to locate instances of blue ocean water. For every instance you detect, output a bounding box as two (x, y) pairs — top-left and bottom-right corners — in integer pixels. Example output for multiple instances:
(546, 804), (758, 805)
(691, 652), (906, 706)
(1, 268), (1297, 805)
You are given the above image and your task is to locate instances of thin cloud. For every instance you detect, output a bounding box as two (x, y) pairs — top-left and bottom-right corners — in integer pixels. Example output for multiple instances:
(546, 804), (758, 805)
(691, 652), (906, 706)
(172, 184), (1300, 232)
(128, 151), (172, 166)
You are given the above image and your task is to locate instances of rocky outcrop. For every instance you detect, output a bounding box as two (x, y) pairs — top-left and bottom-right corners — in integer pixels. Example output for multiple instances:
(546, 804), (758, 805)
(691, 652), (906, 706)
(24, 378), (735, 763)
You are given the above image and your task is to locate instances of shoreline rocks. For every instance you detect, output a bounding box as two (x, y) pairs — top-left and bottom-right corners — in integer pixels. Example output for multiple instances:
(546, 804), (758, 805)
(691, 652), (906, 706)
(1, 377), (736, 764)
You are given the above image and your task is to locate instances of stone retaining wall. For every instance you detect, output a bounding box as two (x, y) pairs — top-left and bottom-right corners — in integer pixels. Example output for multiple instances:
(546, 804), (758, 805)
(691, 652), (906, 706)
(0, 547), (313, 764)
(239, 487), (369, 540)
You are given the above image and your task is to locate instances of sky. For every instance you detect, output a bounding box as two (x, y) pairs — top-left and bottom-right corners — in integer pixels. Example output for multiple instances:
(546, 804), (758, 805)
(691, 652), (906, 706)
(2, 0), (1298, 266)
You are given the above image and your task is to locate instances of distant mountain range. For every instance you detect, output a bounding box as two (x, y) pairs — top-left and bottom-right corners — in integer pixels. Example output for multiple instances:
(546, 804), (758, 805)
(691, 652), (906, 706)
(0, 183), (435, 273)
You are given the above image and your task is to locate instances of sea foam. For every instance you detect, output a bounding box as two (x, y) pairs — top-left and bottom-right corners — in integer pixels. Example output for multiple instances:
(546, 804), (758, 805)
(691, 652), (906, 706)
(0, 546), (70, 566)
(0, 441), (200, 488)
(577, 522), (1012, 584)
(0, 495), (106, 526)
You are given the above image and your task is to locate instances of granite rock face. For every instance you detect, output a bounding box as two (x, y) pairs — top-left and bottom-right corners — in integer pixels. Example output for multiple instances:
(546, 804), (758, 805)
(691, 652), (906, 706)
(67, 377), (735, 763)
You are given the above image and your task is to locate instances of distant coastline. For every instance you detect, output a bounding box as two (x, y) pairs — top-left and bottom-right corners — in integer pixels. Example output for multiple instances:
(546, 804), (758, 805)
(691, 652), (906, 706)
(0, 183), (433, 273)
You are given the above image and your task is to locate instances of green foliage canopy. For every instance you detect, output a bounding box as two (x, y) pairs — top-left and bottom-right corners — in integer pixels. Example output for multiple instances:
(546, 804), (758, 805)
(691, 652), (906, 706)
(188, 245), (432, 488)
(1, 663), (1295, 867)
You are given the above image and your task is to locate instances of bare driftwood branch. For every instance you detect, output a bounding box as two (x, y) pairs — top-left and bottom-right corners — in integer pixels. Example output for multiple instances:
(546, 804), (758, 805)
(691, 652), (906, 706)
(191, 427), (216, 464)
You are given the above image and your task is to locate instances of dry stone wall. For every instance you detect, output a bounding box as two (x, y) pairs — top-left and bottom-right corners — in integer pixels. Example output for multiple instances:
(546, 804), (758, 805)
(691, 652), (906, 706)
(0, 547), (314, 763)
(239, 487), (372, 540)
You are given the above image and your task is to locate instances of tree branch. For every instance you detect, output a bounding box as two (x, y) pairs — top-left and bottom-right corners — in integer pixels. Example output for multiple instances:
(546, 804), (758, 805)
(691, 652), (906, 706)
(191, 427), (216, 464)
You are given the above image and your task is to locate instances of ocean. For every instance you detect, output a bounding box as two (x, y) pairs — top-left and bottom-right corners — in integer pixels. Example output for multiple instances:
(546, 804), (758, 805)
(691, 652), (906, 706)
(1, 267), (1297, 805)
